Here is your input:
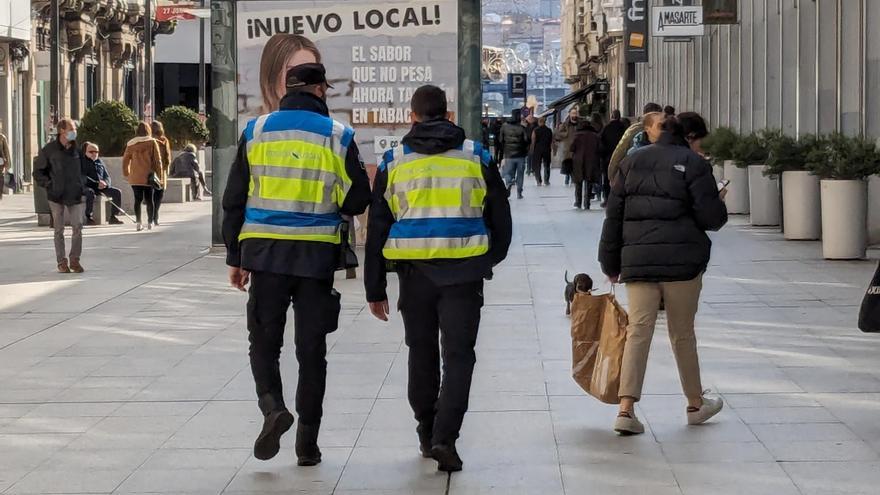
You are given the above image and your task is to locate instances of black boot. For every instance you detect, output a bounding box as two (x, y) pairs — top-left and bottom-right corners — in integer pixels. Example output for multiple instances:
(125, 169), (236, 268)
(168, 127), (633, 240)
(431, 444), (463, 472)
(417, 421), (434, 459)
(295, 423), (322, 466)
(253, 395), (294, 461)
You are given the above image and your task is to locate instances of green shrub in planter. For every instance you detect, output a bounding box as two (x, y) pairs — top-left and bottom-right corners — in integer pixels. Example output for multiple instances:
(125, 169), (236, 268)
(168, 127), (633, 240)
(701, 126), (738, 162)
(78, 101), (139, 156)
(765, 133), (818, 177)
(805, 133), (880, 180)
(731, 132), (769, 168)
(158, 106), (210, 150)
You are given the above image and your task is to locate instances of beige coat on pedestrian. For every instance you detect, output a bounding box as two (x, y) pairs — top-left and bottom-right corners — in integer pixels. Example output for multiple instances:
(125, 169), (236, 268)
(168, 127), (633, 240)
(123, 137), (163, 187)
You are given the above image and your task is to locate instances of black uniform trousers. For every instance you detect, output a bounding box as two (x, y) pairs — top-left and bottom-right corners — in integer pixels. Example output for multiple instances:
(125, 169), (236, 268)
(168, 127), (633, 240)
(247, 271), (340, 426)
(398, 267), (484, 447)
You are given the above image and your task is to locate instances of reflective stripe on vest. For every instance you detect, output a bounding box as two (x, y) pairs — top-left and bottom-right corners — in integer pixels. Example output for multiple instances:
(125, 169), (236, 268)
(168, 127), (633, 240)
(239, 110), (354, 244)
(382, 140), (490, 260)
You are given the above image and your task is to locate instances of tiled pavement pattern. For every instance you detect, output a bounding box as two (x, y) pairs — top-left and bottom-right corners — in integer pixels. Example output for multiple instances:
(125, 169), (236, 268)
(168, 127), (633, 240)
(1, 184), (879, 495)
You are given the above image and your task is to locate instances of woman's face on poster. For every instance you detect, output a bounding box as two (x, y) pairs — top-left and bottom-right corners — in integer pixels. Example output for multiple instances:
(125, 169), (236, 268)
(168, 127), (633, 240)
(276, 49), (319, 101)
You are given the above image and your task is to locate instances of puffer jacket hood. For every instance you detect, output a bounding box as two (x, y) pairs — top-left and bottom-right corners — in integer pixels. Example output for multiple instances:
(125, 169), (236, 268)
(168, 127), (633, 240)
(401, 119), (466, 155)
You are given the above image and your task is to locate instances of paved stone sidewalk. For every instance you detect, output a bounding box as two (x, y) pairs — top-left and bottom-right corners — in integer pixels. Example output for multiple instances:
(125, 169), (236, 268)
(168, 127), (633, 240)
(1, 184), (879, 495)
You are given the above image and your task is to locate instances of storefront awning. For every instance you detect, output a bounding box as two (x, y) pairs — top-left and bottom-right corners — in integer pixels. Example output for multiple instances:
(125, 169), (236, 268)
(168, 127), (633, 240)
(538, 79), (608, 118)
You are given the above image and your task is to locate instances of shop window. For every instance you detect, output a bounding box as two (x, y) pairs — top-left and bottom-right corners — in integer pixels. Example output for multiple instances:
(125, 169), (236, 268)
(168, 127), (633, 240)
(85, 64), (98, 108)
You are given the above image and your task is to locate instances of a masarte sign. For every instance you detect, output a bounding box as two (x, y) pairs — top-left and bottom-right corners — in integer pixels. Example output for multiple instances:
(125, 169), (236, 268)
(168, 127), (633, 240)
(652, 5), (704, 37)
(236, 0), (458, 164)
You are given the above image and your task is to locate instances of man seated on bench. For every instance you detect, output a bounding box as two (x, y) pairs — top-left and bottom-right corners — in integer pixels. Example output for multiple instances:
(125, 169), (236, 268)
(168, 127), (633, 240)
(170, 143), (212, 200)
(81, 142), (124, 225)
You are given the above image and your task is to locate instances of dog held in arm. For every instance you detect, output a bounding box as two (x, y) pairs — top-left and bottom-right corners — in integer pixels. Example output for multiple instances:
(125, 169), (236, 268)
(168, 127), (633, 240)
(565, 271), (594, 316)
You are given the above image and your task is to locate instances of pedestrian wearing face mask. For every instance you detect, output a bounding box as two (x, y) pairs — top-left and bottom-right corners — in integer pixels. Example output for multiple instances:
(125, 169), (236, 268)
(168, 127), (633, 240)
(32, 119), (88, 273)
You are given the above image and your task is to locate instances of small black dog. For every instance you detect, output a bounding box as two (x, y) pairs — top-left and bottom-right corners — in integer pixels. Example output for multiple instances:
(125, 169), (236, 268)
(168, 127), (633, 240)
(565, 271), (594, 315)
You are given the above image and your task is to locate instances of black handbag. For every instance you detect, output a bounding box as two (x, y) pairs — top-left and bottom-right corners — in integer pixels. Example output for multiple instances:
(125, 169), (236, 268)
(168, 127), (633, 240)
(148, 171), (163, 191)
(858, 261), (880, 333)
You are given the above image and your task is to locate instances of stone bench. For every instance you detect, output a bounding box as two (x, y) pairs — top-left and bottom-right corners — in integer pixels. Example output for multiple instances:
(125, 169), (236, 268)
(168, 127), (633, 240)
(163, 178), (191, 203)
(37, 196), (114, 227)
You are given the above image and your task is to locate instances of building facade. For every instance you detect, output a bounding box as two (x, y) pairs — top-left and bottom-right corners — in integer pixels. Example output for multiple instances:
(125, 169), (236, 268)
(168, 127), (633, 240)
(632, 0), (880, 138)
(0, 0), (174, 191)
(561, 0), (630, 115)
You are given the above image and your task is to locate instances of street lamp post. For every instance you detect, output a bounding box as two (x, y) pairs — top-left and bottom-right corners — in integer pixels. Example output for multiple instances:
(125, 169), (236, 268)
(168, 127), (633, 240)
(49, 0), (60, 132)
(145, 0), (153, 121)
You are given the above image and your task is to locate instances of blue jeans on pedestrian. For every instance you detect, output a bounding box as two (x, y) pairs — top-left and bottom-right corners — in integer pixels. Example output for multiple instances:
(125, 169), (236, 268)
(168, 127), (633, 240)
(503, 157), (527, 195)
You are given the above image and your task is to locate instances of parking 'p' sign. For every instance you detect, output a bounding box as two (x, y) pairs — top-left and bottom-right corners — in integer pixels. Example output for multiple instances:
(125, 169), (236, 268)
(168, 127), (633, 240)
(508, 73), (527, 99)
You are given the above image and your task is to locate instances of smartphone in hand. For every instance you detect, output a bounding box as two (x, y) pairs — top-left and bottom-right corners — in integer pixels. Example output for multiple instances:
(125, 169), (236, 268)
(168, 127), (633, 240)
(717, 179), (731, 191)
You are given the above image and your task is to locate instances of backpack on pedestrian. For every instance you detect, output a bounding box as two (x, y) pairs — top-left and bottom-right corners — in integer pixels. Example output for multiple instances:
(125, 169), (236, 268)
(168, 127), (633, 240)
(859, 261), (880, 333)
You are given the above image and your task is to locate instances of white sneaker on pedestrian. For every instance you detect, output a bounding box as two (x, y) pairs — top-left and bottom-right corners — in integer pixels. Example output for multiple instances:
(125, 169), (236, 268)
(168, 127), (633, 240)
(613, 411), (645, 436)
(146, 222), (153, 231)
(687, 391), (724, 425)
(136, 222), (143, 232)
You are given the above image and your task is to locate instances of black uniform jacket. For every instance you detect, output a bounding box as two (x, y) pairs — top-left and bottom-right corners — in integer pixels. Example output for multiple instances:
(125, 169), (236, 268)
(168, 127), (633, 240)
(364, 119), (513, 303)
(598, 132), (728, 283)
(222, 92), (372, 280)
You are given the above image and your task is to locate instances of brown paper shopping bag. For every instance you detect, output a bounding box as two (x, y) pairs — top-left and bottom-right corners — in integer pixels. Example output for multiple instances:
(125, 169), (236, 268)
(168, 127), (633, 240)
(570, 290), (629, 404)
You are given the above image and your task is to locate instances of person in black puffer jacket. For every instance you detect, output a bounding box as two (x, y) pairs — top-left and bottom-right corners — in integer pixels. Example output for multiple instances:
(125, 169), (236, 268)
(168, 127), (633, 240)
(499, 109), (529, 199)
(598, 114), (728, 436)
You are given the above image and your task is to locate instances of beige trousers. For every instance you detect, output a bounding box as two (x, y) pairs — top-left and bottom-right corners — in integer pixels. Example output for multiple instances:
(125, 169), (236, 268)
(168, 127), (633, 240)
(619, 274), (704, 401)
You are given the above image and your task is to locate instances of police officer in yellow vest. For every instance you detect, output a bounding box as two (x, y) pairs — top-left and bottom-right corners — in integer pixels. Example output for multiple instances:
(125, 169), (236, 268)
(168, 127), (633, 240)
(222, 63), (371, 466)
(365, 85), (512, 472)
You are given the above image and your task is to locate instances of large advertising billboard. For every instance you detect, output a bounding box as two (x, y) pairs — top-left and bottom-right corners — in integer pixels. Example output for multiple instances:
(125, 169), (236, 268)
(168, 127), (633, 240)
(236, 0), (459, 164)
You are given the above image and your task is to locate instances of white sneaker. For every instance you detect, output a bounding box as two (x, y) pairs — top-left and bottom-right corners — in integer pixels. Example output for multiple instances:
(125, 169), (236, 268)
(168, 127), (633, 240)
(136, 222), (143, 232)
(147, 222), (153, 231)
(687, 391), (724, 425)
(613, 412), (645, 436)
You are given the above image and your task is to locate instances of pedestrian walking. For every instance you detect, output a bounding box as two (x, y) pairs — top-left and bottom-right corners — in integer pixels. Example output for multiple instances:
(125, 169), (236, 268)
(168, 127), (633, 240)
(598, 115), (728, 435)
(530, 117), (553, 186)
(599, 110), (628, 206)
(491, 118), (504, 165)
(524, 114), (538, 176)
(32, 118), (87, 273)
(365, 85), (512, 472)
(608, 102), (662, 182)
(569, 121), (601, 210)
(81, 142), (124, 225)
(170, 144), (212, 200)
(222, 63), (371, 466)
(626, 111), (664, 156)
(150, 121), (172, 225)
(553, 107), (579, 186)
(123, 122), (164, 232)
(500, 109), (529, 199)
(0, 120), (11, 200)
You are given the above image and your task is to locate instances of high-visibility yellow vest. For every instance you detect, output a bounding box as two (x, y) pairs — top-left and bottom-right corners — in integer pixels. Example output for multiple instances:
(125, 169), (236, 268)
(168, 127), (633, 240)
(382, 139), (490, 260)
(239, 110), (354, 244)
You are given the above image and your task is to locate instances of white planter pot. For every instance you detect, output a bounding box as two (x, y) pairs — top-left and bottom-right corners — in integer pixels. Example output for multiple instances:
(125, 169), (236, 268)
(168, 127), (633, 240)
(723, 161), (749, 214)
(869, 175), (880, 246)
(782, 171), (821, 240)
(712, 164), (724, 183)
(748, 165), (780, 226)
(820, 179), (868, 260)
